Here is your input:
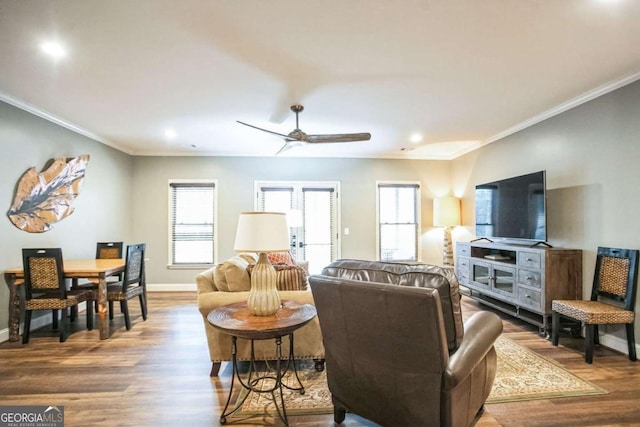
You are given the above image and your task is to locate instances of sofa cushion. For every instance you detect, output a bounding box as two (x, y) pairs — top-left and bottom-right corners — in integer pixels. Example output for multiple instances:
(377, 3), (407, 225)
(213, 255), (255, 293)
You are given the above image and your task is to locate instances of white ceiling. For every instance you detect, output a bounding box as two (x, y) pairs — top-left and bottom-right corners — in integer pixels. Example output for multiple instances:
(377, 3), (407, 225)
(1, 0), (640, 160)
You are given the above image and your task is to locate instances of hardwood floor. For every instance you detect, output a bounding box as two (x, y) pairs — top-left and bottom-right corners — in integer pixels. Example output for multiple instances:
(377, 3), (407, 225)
(0, 292), (639, 426)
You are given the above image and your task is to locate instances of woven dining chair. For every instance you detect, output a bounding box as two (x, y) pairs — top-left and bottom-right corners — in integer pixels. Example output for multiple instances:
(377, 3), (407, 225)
(71, 242), (124, 317)
(107, 243), (148, 330)
(552, 247), (639, 363)
(22, 248), (94, 343)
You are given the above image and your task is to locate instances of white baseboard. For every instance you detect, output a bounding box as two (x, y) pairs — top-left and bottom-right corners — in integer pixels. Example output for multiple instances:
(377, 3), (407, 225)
(147, 283), (196, 292)
(598, 331), (637, 358)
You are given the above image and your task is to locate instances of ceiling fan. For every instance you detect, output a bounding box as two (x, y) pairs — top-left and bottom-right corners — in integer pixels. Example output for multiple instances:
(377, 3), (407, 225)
(237, 105), (371, 154)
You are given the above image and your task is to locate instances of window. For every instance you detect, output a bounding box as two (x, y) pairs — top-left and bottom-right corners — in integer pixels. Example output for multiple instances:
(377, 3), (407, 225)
(256, 181), (340, 274)
(168, 180), (217, 267)
(377, 182), (420, 261)
(475, 185), (495, 238)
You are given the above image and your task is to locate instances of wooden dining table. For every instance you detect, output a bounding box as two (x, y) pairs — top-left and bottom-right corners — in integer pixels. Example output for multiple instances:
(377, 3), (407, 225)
(4, 258), (126, 341)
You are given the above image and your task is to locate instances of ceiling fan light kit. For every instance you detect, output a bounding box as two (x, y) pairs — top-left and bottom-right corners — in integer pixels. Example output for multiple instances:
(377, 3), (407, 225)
(237, 104), (371, 154)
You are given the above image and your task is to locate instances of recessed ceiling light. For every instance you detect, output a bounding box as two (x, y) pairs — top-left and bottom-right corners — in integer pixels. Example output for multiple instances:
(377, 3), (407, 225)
(409, 133), (423, 144)
(165, 129), (178, 139)
(40, 42), (66, 58)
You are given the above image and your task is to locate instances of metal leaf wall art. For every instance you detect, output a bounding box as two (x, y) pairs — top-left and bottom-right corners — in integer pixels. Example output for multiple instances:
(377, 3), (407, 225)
(7, 154), (90, 233)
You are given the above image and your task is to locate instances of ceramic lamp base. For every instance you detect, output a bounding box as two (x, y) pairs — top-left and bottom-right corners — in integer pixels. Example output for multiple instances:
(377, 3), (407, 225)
(443, 226), (454, 267)
(247, 252), (281, 316)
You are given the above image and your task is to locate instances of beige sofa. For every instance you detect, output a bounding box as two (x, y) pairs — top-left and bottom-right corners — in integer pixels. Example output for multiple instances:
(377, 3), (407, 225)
(196, 253), (325, 376)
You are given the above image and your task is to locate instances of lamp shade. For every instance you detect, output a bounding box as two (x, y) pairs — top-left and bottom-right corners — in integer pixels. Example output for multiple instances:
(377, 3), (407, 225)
(433, 197), (461, 227)
(233, 212), (291, 253)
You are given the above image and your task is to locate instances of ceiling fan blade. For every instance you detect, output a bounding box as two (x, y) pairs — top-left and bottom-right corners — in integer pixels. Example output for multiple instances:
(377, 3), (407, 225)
(236, 121), (295, 140)
(306, 133), (372, 143)
(275, 142), (293, 155)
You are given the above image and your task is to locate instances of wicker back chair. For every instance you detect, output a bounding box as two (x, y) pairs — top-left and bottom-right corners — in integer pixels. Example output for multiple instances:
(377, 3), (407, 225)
(96, 241), (124, 259)
(552, 247), (639, 363)
(107, 243), (148, 330)
(71, 241), (125, 316)
(22, 248), (94, 343)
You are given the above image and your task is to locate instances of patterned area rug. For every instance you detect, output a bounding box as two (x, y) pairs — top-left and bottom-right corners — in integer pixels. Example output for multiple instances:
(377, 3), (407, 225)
(487, 336), (606, 403)
(236, 336), (606, 417)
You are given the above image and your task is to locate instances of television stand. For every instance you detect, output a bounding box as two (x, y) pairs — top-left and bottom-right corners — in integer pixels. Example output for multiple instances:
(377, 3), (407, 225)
(455, 241), (582, 336)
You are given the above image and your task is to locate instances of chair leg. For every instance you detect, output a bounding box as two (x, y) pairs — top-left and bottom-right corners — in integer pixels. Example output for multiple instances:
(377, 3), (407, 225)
(551, 311), (560, 346)
(594, 325), (600, 346)
(210, 362), (221, 377)
(109, 301), (114, 320)
(86, 301), (94, 331)
(139, 293), (147, 321)
(121, 300), (131, 330)
(52, 310), (59, 330)
(584, 324), (595, 364)
(59, 308), (68, 343)
(334, 407), (346, 424)
(625, 323), (637, 361)
(22, 311), (32, 344)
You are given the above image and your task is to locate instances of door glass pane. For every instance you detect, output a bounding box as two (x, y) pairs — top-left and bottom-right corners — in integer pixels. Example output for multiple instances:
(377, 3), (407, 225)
(303, 189), (334, 274)
(256, 182), (339, 275)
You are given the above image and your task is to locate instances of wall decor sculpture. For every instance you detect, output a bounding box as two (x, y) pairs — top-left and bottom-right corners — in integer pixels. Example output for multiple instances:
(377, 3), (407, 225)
(7, 154), (90, 233)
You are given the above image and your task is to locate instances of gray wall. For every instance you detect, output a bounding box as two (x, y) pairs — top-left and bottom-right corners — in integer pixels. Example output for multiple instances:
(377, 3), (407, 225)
(4, 78), (640, 354)
(0, 101), (133, 336)
(451, 79), (640, 353)
(131, 156), (451, 284)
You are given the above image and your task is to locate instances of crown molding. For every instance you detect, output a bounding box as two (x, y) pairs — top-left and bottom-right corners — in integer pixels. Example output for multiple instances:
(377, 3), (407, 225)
(0, 92), (133, 155)
(478, 71), (640, 150)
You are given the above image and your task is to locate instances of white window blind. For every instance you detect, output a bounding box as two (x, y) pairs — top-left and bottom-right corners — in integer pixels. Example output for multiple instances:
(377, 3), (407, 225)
(302, 187), (336, 272)
(169, 182), (216, 265)
(258, 187), (294, 212)
(377, 183), (420, 261)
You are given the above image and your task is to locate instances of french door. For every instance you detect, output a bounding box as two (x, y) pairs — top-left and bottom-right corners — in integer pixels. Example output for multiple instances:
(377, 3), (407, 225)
(255, 181), (340, 274)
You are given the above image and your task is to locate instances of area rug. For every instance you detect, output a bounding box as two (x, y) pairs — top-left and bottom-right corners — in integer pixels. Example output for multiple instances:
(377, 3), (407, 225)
(237, 336), (606, 417)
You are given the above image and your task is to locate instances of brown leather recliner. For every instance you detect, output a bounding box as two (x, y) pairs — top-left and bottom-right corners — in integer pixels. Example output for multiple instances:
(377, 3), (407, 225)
(321, 259), (465, 353)
(310, 260), (503, 427)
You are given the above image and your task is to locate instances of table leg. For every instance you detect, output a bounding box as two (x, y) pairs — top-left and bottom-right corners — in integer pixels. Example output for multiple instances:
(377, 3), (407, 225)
(273, 336), (289, 426)
(97, 274), (109, 339)
(220, 336), (238, 424)
(282, 333), (305, 394)
(4, 273), (20, 342)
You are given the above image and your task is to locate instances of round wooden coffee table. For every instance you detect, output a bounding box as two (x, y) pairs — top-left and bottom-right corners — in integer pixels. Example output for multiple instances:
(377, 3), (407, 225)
(207, 300), (317, 426)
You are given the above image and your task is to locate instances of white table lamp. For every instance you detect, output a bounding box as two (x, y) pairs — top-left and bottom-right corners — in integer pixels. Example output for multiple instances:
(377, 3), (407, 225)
(433, 197), (461, 267)
(234, 212), (291, 316)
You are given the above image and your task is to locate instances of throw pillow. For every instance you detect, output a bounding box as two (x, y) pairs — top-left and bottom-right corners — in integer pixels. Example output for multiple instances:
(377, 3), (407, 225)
(238, 252), (258, 265)
(213, 264), (229, 292)
(267, 251), (294, 265)
(246, 263), (308, 291)
(221, 255), (252, 292)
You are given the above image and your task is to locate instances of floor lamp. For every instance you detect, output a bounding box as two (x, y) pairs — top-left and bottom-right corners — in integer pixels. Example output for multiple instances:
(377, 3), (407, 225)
(433, 197), (461, 267)
(234, 212), (291, 316)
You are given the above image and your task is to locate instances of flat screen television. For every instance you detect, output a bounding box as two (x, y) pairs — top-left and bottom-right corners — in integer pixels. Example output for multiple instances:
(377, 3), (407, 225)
(475, 171), (547, 242)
